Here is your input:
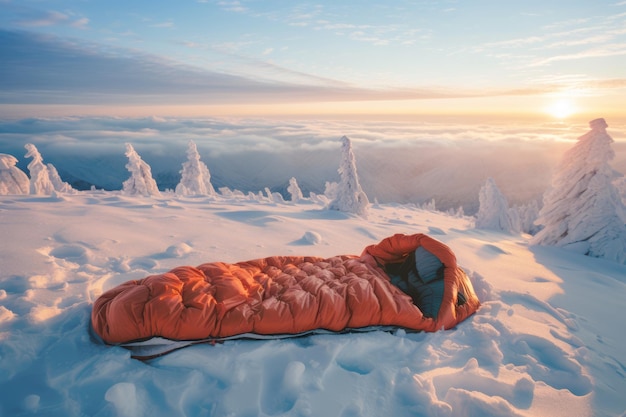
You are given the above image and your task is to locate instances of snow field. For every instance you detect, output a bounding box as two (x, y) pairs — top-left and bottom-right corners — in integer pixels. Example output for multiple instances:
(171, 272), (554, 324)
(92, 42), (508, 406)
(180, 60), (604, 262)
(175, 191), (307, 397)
(0, 192), (624, 416)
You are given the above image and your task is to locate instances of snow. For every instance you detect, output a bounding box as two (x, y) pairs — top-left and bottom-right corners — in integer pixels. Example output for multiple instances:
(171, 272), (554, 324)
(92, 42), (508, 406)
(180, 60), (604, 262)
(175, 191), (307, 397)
(1, 189), (624, 417)
(0, 153), (29, 195)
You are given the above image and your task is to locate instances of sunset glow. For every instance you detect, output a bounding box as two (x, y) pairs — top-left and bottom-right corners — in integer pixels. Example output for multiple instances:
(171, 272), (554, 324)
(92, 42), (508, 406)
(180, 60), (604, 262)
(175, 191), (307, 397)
(0, 1), (625, 121)
(546, 98), (578, 120)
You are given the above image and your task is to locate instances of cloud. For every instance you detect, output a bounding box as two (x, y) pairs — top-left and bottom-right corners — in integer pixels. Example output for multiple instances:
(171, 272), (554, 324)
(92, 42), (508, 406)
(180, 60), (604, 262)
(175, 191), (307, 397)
(216, 1), (247, 13)
(529, 43), (626, 67)
(0, 29), (347, 105)
(0, 29), (545, 107)
(15, 9), (88, 29)
(3, 116), (624, 213)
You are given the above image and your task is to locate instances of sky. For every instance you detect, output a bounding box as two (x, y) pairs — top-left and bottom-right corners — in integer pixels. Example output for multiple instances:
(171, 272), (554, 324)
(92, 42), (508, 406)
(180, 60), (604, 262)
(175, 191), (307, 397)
(1, 0), (626, 121)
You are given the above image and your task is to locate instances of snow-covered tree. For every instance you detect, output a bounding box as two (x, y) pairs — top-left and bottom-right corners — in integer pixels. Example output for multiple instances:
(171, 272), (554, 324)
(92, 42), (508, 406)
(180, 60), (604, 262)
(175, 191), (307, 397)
(0, 153), (29, 195)
(24, 143), (55, 195)
(328, 136), (370, 217)
(514, 200), (540, 235)
(323, 181), (339, 200)
(47, 163), (75, 193)
(175, 141), (216, 196)
(475, 177), (518, 233)
(287, 177), (304, 202)
(122, 143), (161, 197)
(531, 118), (626, 264)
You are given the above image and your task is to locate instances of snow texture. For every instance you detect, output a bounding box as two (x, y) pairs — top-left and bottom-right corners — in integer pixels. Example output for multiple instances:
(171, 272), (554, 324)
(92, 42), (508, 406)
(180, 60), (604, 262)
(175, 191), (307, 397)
(475, 177), (518, 233)
(0, 191), (624, 417)
(532, 118), (626, 264)
(122, 143), (162, 197)
(328, 136), (370, 217)
(0, 153), (29, 195)
(175, 140), (216, 197)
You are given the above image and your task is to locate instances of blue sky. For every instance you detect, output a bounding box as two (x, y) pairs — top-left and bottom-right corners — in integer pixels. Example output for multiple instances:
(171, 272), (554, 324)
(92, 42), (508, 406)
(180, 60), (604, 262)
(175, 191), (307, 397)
(1, 0), (626, 119)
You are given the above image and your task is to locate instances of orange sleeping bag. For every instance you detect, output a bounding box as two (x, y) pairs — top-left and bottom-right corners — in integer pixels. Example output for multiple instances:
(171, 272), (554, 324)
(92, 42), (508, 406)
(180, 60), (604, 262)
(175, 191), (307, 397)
(91, 233), (480, 345)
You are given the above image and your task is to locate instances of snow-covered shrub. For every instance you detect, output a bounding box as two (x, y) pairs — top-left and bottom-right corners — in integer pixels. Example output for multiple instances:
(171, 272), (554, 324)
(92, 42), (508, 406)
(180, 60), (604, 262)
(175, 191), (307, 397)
(175, 141), (216, 196)
(0, 153), (29, 195)
(24, 143), (55, 195)
(328, 136), (370, 217)
(287, 177), (304, 202)
(122, 143), (161, 197)
(323, 181), (339, 201)
(475, 177), (518, 233)
(514, 200), (540, 235)
(47, 163), (75, 194)
(264, 187), (285, 203)
(531, 118), (626, 263)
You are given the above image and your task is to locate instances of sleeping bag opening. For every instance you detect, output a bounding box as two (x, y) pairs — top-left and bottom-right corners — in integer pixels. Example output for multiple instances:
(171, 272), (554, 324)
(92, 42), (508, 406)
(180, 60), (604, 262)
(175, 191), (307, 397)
(384, 247), (445, 319)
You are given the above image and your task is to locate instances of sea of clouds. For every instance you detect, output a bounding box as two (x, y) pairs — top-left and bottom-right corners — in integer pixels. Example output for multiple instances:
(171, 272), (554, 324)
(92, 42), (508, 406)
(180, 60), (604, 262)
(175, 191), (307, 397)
(1, 116), (625, 214)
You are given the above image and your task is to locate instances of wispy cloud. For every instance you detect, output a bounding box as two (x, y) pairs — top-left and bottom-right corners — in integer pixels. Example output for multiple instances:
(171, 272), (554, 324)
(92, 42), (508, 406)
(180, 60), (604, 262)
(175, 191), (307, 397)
(0, 29), (398, 105)
(15, 10), (89, 29)
(529, 43), (626, 67)
(216, 1), (247, 13)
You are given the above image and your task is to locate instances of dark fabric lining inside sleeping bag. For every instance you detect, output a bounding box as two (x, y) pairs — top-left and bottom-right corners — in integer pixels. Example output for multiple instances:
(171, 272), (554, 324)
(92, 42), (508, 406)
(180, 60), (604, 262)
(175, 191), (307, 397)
(385, 247), (445, 318)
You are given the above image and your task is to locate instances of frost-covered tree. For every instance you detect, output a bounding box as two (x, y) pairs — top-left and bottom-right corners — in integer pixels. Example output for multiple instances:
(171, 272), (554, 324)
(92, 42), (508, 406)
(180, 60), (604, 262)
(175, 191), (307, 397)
(0, 153), (29, 195)
(24, 143), (55, 195)
(514, 200), (540, 235)
(47, 163), (75, 193)
(475, 177), (518, 233)
(328, 136), (370, 217)
(122, 143), (161, 197)
(175, 141), (216, 196)
(287, 177), (304, 202)
(323, 181), (338, 200)
(531, 118), (626, 264)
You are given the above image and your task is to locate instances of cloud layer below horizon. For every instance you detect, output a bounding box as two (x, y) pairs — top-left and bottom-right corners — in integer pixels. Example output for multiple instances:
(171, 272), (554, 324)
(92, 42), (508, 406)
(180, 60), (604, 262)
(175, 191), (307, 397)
(2, 116), (625, 214)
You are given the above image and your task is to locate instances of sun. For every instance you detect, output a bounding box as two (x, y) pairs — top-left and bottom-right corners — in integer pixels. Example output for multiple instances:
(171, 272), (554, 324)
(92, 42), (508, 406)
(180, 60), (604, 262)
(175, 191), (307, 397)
(546, 98), (577, 119)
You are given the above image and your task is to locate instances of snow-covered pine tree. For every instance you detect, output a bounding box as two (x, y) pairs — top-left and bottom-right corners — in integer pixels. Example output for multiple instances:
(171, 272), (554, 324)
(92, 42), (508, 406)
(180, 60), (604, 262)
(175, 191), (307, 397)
(531, 118), (626, 264)
(287, 177), (304, 202)
(175, 141), (216, 196)
(122, 143), (161, 197)
(475, 177), (518, 233)
(0, 153), (29, 195)
(24, 143), (55, 195)
(328, 136), (370, 217)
